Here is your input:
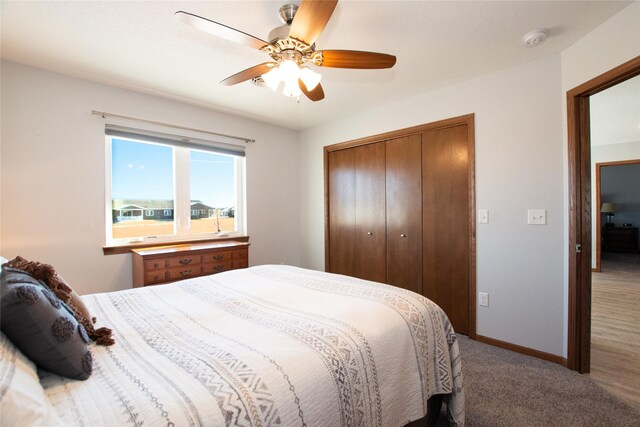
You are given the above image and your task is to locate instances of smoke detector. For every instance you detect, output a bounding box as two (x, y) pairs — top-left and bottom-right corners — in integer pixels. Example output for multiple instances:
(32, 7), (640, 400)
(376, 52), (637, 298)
(523, 29), (548, 47)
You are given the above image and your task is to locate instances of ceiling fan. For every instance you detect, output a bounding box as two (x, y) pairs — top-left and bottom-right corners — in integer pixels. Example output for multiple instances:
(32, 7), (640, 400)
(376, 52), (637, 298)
(175, 0), (396, 102)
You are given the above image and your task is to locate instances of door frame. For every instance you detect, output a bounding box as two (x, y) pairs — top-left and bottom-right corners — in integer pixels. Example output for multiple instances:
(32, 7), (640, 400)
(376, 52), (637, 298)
(567, 55), (640, 372)
(324, 114), (476, 339)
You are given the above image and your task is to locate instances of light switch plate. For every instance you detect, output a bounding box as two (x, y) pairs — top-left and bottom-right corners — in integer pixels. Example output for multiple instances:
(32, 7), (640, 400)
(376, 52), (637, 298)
(478, 209), (489, 224)
(528, 209), (547, 225)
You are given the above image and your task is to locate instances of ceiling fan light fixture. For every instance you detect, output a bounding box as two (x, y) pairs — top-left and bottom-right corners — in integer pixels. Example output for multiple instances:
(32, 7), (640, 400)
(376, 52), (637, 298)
(262, 59), (320, 97)
(300, 66), (321, 91)
(283, 79), (302, 97)
(179, 1), (395, 102)
(262, 67), (282, 91)
(279, 59), (300, 81)
(279, 60), (303, 97)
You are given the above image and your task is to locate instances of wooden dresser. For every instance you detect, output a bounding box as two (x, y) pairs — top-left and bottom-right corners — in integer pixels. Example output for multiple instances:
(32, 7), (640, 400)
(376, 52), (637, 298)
(602, 227), (639, 253)
(132, 241), (249, 287)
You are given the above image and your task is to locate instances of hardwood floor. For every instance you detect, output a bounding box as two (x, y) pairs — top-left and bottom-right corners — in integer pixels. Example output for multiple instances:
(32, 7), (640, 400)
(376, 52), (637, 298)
(589, 252), (640, 413)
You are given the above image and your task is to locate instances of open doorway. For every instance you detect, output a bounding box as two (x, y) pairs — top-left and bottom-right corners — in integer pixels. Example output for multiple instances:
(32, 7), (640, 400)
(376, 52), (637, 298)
(567, 55), (640, 376)
(588, 77), (640, 411)
(594, 160), (640, 271)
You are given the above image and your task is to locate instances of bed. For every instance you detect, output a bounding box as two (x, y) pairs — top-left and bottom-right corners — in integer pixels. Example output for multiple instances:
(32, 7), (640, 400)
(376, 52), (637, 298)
(2, 264), (464, 426)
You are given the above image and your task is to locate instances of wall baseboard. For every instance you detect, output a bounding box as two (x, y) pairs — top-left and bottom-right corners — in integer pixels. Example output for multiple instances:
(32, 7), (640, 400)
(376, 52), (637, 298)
(475, 334), (565, 365)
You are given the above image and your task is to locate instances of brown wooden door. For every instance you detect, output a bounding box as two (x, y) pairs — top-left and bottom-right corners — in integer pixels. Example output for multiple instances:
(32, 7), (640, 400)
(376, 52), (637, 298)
(422, 125), (470, 334)
(328, 149), (356, 276)
(386, 135), (423, 294)
(355, 142), (387, 282)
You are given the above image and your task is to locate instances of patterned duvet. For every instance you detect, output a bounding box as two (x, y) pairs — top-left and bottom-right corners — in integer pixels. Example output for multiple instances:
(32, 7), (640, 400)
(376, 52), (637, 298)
(40, 265), (464, 426)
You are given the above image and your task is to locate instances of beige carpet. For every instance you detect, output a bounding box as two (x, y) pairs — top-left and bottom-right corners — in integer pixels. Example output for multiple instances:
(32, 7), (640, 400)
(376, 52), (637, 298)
(437, 335), (640, 426)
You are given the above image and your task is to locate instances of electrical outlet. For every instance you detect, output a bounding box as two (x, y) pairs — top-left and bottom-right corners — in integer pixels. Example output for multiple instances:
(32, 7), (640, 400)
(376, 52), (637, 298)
(479, 292), (489, 307)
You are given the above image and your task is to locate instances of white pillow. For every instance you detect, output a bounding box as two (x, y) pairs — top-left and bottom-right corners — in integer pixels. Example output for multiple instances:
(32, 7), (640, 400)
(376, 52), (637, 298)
(0, 332), (62, 426)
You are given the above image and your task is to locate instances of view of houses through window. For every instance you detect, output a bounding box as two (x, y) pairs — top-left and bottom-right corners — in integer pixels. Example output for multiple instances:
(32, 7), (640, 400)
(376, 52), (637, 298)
(109, 136), (240, 242)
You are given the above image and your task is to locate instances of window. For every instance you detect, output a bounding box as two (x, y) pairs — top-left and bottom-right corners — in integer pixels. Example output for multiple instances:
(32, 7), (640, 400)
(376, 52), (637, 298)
(105, 125), (245, 245)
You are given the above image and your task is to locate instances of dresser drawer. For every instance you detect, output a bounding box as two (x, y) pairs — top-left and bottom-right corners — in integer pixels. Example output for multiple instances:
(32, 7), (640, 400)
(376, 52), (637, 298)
(166, 266), (202, 281)
(202, 261), (232, 275)
(232, 259), (248, 269)
(144, 259), (169, 271)
(232, 249), (248, 260)
(166, 254), (202, 268)
(145, 270), (169, 285)
(202, 251), (233, 264)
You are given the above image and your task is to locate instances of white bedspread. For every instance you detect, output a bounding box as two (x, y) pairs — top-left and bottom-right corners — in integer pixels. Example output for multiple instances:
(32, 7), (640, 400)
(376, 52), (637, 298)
(41, 265), (464, 426)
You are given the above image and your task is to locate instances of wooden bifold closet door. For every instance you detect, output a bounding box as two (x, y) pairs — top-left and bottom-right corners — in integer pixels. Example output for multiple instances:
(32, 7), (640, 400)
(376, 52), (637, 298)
(386, 135), (423, 294)
(328, 148), (356, 277)
(325, 115), (475, 336)
(354, 143), (387, 283)
(422, 125), (470, 335)
(327, 142), (386, 283)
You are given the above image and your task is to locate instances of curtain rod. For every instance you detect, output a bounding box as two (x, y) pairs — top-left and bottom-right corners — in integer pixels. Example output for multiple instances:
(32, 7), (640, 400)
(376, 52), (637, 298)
(91, 110), (255, 143)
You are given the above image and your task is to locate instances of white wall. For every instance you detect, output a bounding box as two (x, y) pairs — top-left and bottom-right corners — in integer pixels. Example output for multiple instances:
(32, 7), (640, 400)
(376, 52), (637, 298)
(590, 141), (640, 266)
(1, 60), (301, 295)
(299, 54), (566, 356)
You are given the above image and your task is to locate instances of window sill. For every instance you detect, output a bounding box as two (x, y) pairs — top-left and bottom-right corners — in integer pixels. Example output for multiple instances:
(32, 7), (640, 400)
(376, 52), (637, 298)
(103, 235), (250, 255)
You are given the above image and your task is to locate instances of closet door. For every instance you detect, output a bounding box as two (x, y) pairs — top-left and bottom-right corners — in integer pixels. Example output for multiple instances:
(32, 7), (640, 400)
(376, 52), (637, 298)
(422, 125), (470, 334)
(354, 142), (387, 283)
(328, 149), (356, 276)
(386, 135), (423, 294)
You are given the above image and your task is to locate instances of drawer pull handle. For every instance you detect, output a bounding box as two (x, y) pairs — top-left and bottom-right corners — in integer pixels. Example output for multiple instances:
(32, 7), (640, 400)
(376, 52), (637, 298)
(213, 255), (224, 261)
(180, 270), (193, 277)
(153, 263), (160, 268)
(214, 265), (224, 272)
(179, 259), (192, 265)
(367, 232), (373, 236)
(400, 234), (407, 238)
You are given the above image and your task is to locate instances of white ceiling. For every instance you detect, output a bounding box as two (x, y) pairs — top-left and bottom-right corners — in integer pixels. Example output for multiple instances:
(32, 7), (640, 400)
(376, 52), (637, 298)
(0, 1), (633, 130)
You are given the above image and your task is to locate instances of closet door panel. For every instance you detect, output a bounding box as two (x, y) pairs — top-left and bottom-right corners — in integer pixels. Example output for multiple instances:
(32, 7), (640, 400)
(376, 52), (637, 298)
(328, 149), (356, 276)
(386, 134), (423, 294)
(423, 125), (470, 334)
(355, 142), (387, 283)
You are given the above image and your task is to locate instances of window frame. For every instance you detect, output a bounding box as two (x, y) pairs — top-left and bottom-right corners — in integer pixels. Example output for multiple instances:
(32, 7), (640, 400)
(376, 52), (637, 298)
(104, 133), (246, 247)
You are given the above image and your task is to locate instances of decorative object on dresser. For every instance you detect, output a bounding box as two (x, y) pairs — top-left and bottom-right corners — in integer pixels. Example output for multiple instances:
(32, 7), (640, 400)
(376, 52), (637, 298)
(131, 241), (249, 287)
(600, 202), (617, 227)
(601, 227), (639, 253)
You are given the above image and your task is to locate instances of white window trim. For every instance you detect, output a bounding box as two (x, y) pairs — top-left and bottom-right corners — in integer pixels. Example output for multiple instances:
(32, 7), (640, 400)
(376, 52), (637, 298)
(104, 134), (246, 246)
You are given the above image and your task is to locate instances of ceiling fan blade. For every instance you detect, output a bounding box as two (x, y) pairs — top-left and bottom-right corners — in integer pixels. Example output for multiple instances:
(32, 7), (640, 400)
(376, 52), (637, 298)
(289, 0), (338, 46)
(298, 79), (325, 102)
(175, 11), (268, 51)
(220, 62), (277, 86)
(317, 50), (396, 69)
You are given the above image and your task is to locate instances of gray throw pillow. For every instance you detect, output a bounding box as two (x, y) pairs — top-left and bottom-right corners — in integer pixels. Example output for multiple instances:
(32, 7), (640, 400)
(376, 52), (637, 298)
(0, 267), (92, 380)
